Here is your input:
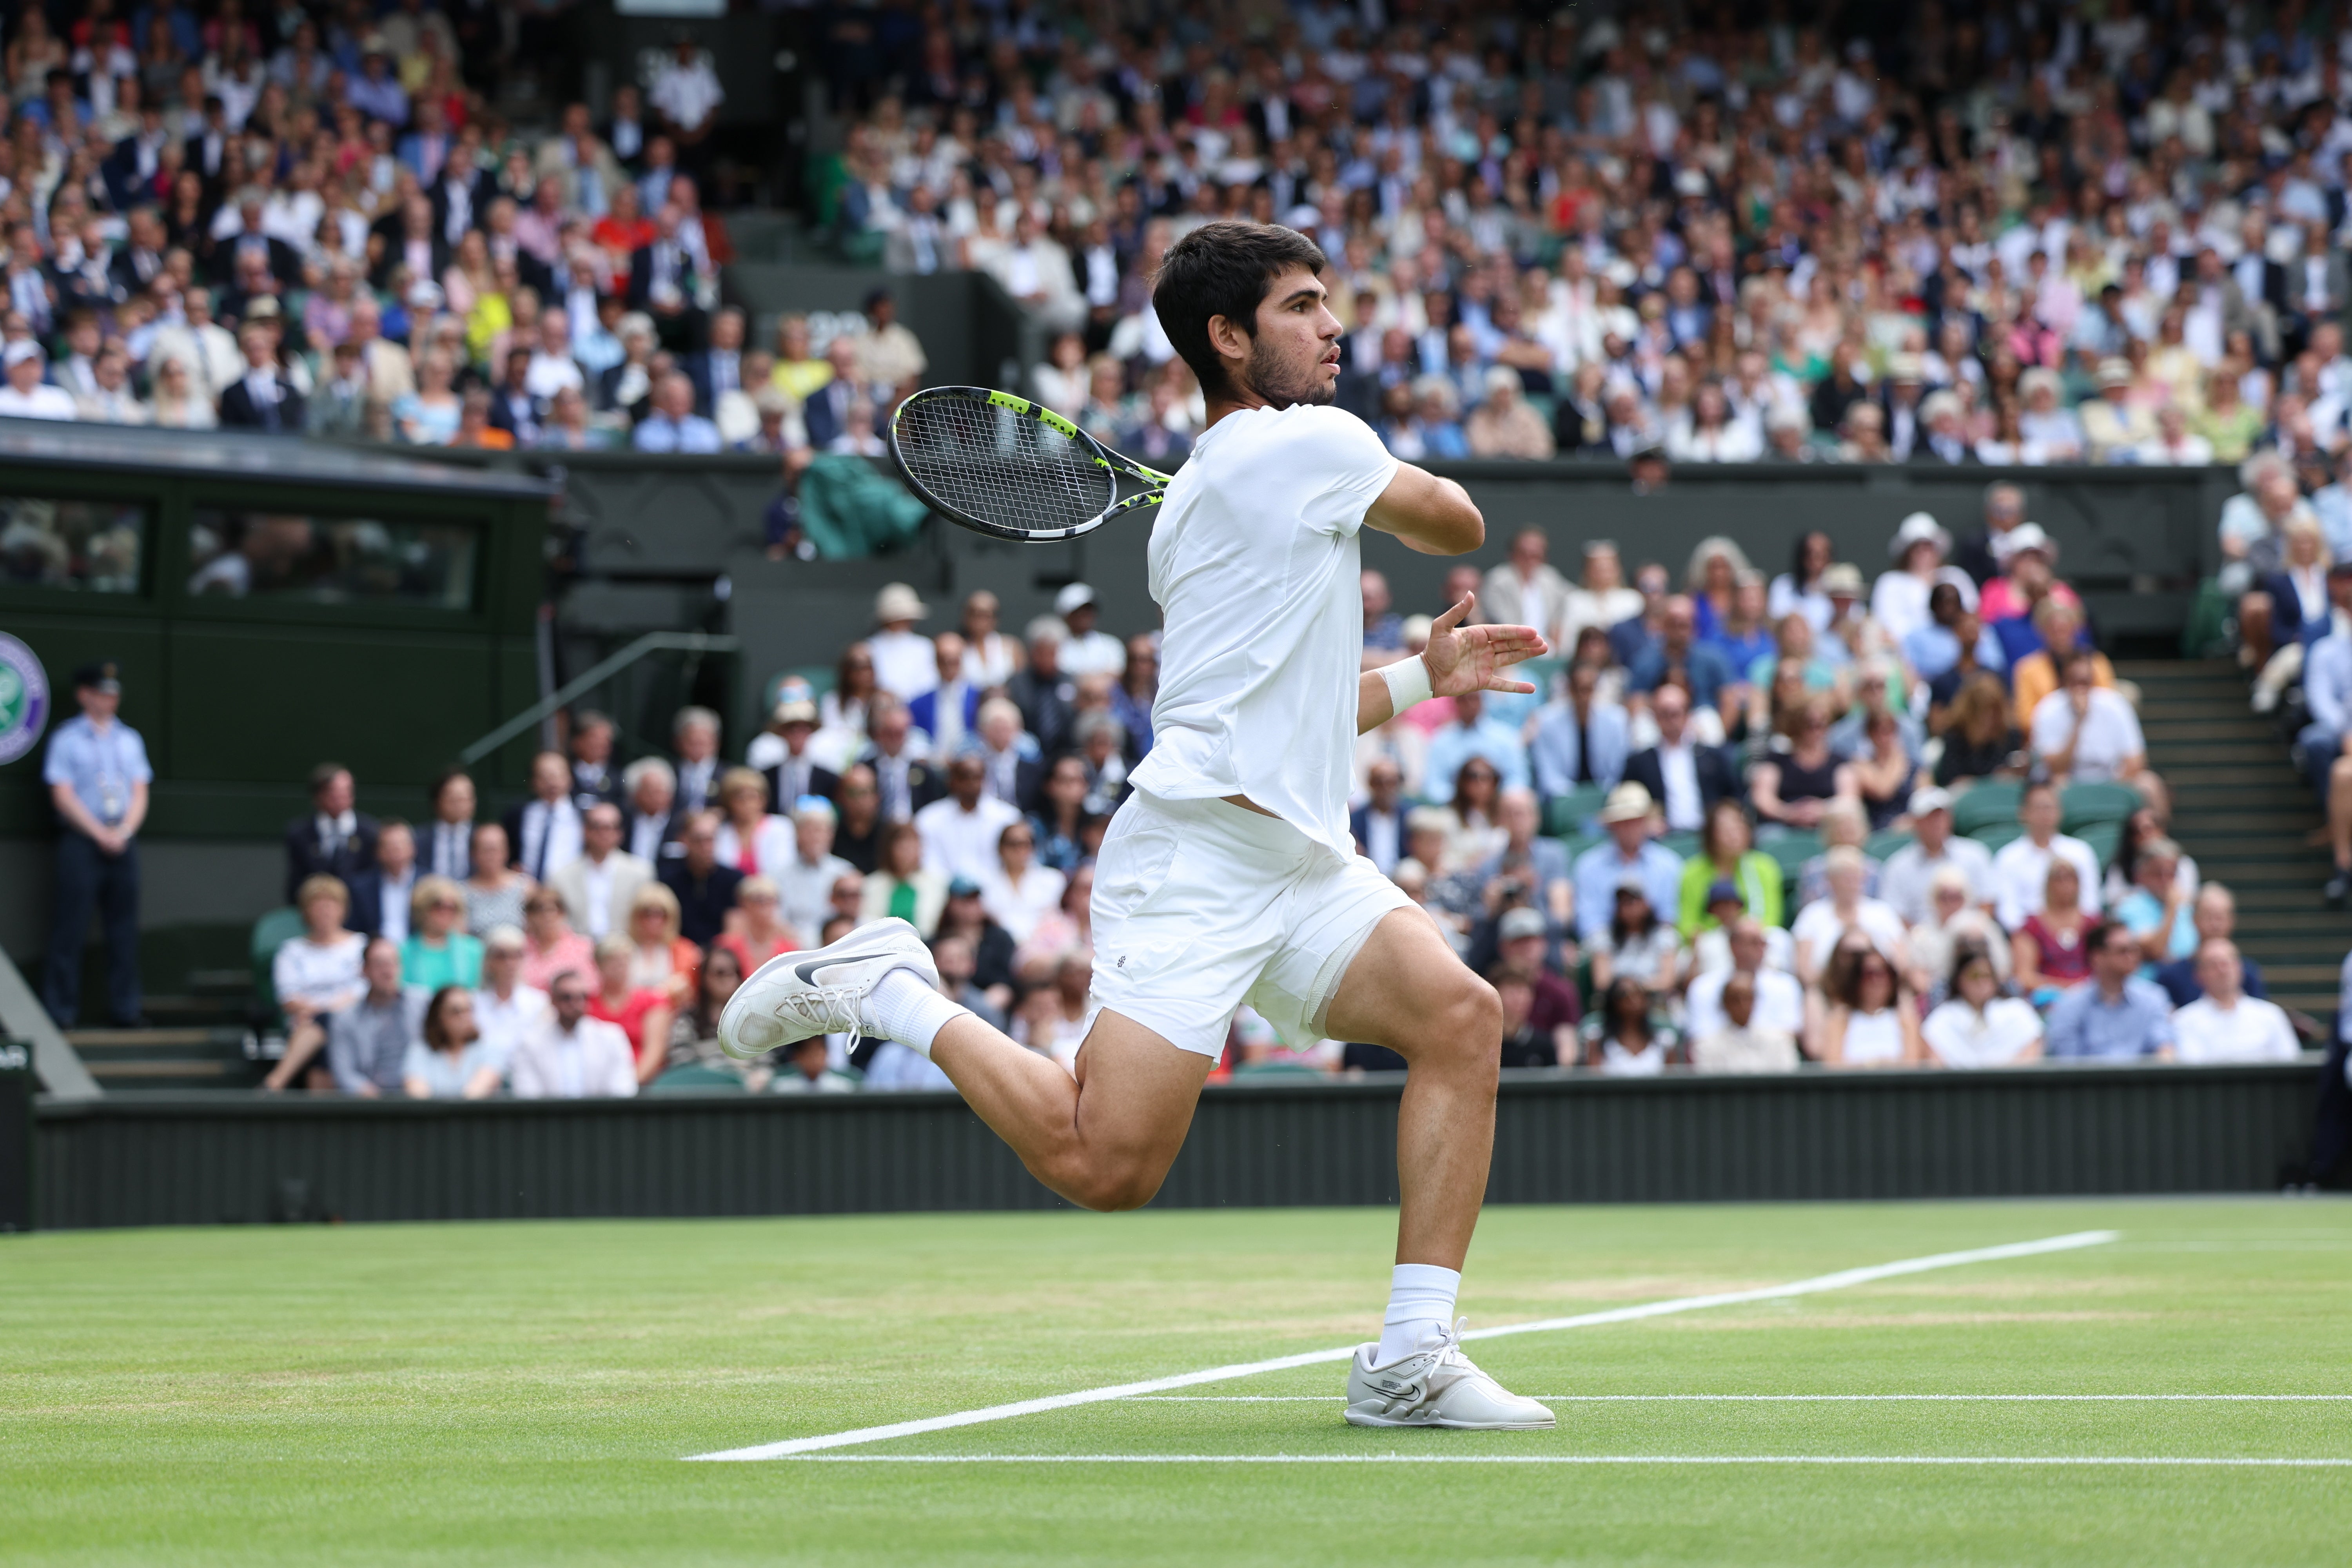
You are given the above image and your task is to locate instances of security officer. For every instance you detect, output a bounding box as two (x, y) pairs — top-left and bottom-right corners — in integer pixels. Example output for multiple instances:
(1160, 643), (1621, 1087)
(42, 660), (150, 1027)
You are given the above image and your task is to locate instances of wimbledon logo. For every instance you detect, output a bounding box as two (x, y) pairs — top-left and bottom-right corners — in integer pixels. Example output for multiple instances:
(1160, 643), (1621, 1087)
(0, 632), (49, 766)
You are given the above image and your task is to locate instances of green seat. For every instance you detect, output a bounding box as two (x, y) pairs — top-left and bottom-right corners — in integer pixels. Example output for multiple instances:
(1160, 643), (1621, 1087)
(2078, 819), (2124, 869)
(646, 1064), (749, 1095)
(1544, 783), (1611, 838)
(249, 906), (306, 1026)
(1231, 1061), (1328, 1080)
(1951, 781), (2022, 838)
(1969, 822), (2024, 854)
(1760, 832), (1822, 875)
(1866, 829), (1916, 861)
(2062, 782), (2140, 835)
(1559, 832), (1602, 867)
(1655, 830), (1701, 861)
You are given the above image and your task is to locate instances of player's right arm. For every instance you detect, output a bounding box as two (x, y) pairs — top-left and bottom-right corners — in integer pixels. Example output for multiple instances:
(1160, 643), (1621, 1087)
(1362, 462), (1483, 555)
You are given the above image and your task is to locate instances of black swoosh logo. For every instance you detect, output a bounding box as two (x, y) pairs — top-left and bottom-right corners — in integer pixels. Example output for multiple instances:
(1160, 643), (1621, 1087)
(791, 956), (832, 986)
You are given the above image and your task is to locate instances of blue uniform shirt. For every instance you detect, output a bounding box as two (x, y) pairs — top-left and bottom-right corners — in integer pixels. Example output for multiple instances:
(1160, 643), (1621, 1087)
(42, 714), (152, 829)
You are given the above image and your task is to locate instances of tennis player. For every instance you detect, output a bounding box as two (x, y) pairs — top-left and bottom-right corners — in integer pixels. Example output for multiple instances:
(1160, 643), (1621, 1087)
(723, 220), (1553, 1430)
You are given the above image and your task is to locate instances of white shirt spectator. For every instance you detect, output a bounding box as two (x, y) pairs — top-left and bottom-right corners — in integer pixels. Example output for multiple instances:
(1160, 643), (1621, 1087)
(1991, 832), (2104, 931)
(980, 862), (1067, 943)
(777, 849), (857, 947)
(866, 628), (938, 700)
(513, 797), (584, 883)
(2029, 686), (2145, 784)
(1684, 965), (1805, 1042)
(374, 866), (414, 944)
(1690, 923), (1795, 976)
(1058, 628), (1129, 679)
(915, 793), (1024, 884)
(1878, 835), (1996, 925)
(2172, 994), (2300, 1063)
(0, 381), (79, 419)
(715, 814), (795, 878)
(271, 931), (366, 1013)
(1652, 740), (1703, 832)
(509, 1011), (637, 1098)
(1790, 896), (1909, 977)
(471, 984), (549, 1072)
(1921, 995), (2044, 1067)
(650, 53), (725, 132)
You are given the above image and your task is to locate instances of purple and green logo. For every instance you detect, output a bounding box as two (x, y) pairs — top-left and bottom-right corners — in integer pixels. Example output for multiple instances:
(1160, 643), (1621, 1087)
(0, 632), (49, 766)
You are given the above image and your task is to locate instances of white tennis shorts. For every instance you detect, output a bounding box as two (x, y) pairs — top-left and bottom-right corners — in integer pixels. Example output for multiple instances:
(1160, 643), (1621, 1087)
(1087, 787), (1414, 1058)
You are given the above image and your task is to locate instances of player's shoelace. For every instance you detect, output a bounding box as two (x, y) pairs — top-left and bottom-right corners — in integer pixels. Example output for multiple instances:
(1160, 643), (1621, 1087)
(765, 983), (865, 1050)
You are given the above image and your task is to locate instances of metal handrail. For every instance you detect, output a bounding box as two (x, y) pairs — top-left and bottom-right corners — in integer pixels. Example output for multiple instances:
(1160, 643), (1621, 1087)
(456, 631), (739, 764)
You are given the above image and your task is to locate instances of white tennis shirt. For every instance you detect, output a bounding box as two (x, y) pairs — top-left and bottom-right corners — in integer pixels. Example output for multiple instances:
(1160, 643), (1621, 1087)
(1129, 403), (1399, 857)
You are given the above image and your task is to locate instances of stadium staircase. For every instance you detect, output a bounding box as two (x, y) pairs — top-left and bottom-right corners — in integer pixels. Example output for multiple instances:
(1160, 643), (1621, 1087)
(2124, 658), (2351, 1021)
(60, 933), (266, 1091)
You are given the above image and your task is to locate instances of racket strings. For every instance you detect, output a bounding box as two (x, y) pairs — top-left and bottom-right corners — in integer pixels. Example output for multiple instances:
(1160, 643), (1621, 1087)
(895, 394), (1115, 537)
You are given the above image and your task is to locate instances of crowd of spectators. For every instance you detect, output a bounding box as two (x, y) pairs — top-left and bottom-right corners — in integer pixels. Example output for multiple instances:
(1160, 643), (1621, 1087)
(254, 486), (2325, 1092)
(812, 0), (2352, 475)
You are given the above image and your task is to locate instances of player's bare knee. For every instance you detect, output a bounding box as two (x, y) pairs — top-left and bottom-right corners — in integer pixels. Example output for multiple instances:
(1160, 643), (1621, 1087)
(1062, 1154), (1165, 1213)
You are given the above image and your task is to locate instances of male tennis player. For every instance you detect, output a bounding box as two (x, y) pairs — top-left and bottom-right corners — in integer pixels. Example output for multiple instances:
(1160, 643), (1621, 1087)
(723, 220), (1553, 1429)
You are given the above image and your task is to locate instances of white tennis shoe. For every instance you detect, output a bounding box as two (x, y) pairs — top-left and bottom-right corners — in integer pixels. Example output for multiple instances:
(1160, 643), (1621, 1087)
(717, 917), (940, 1061)
(1343, 1319), (1555, 1430)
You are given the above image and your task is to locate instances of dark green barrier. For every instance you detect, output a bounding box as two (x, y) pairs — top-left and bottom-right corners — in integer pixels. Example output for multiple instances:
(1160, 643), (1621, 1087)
(0, 1039), (31, 1232)
(33, 1060), (2318, 1229)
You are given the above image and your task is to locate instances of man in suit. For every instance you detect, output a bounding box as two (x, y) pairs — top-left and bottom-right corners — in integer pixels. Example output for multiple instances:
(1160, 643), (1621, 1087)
(343, 820), (417, 942)
(622, 757), (682, 864)
(550, 803), (655, 942)
(1620, 681), (1742, 835)
(1479, 525), (1572, 642)
(503, 751), (585, 884)
(1529, 660), (1631, 808)
(858, 696), (946, 825)
(970, 697), (1044, 814)
(800, 334), (883, 452)
(183, 94), (234, 203)
(907, 632), (980, 756)
(212, 189), (304, 290)
(658, 809), (744, 947)
(107, 206), (169, 297)
(217, 321), (305, 432)
(761, 698), (840, 813)
(429, 129), (494, 248)
(569, 711), (624, 811)
(671, 705), (723, 817)
(105, 109), (172, 211)
(283, 762), (380, 902)
(625, 203), (705, 346)
(1349, 757), (1411, 876)
(682, 305), (746, 418)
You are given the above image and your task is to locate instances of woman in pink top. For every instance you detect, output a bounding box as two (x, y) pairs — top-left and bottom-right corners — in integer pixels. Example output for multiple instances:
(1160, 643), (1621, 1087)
(518, 887), (594, 993)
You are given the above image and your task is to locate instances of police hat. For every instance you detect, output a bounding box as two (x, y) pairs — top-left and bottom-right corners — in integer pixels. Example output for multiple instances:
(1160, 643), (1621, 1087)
(72, 659), (121, 694)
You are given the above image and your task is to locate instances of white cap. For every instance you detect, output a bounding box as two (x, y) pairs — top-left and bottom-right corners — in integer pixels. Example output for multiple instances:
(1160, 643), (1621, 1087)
(874, 582), (929, 623)
(3, 339), (42, 368)
(1889, 512), (1951, 559)
(1053, 581), (1097, 617)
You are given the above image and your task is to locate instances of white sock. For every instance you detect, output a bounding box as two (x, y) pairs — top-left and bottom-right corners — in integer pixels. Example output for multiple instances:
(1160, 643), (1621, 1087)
(859, 969), (969, 1056)
(1376, 1263), (1461, 1365)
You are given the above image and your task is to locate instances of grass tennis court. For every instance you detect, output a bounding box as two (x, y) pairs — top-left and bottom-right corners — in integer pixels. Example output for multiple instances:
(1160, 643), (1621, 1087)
(6, 1198), (2348, 1564)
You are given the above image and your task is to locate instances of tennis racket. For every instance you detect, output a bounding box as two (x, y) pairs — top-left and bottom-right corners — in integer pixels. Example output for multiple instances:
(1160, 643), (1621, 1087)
(887, 384), (1175, 543)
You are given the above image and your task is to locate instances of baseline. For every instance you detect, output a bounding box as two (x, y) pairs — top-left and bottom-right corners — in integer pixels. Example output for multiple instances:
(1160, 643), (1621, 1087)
(686, 1229), (2118, 1462)
(1123, 1393), (2352, 1403)
(776, 1454), (2352, 1468)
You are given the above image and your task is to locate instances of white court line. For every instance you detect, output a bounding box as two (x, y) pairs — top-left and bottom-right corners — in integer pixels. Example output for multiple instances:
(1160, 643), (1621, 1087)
(1124, 1394), (2352, 1403)
(780, 1454), (2352, 1468)
(685, 1229), (2119, 1462)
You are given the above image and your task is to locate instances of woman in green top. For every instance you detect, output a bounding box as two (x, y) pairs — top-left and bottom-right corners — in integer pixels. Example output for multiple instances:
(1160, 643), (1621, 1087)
(400, 875), (485, 990)
(857, 821), (947, 935)
(1677, 799), (1783, 937)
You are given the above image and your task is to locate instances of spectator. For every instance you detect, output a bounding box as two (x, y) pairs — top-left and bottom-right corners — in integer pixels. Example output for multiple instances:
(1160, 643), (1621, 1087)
(400, 875), (485, 991)
(621, 758), (680, 864)
(2045, 920), (2178, 1062)
(1590, 875), (1682, 1000)
(1791, 846), (1907, 984)
(420, 769), (477, 882)
(631, 369), (721, 452)
(460, 823), (532, 936)
(2172, 941), (2301, 1064)
(1626, 595), (1737, 725)
(972, 698), (1045, 814)
(624, 882), (701, 1010)
(1991, 782), (2105, 932)
(2115, 839), (2197, 970)
(934, 875), (1018, 1015)
(1687, 915), (1806, 1044)
(1751, 694), (1858, 833)
(754, 701), (836, 808)
(1576, 975), (1686, 1076)
(1813, 938), (1925, 1069)
(517, 888), (595, 995)
(1011, 863), (1094, 991)
(658, 809), (744, 949)
(978, 819), (1064, 945)
(909, 633), (979, 758)
(2011, 858), (2096, 1004)
(865, 583), (938, 701)
(1005, 618), (1075, 755)
(1530, 659), (1630, 807)
(402, 985), (503, 1100)
(1920, 948), (2045, 1069)
(776, 797), (858, 947)
(551, 802), (653, 942)
(1561, 541), (1644, 651)
(1901, 867), (2013, 1002)
(261, 875), (368, 1093)
(503, 750), (583, 884)
(717, 875), (799, 975)
(568, 711), (623, 810)
(1053, 583), (1126, 680)
(861, 822), (949, 936)
(348, 820), (418, 944)
(958, 590), (1025, 688)
(1879, 788), (1995, 925)
(283, 760), (379, 904)
(1676, 800), (1782, 938)
(588, 934), (672, 1087)
(1571, 784), (1684, 947)
(1425, 693), (1529, 804)
(511, 967), (638, 1100)
(0, 341), (76, 418)
(326, 938), (428, 1098)
(1622, 682), (1740, 836)
(40, 660), (149, 1028)
(1466, 368), (1552, 459)
(1350, 759), (1411, 878)
(471, 927), (549, 1076)
(771, 1034), (859, 1094)
(1690, 972), (1800, 1075)
(2154, 886), (2267, 1007)
(916, 753), (1025, 886)
(1934, 673), (2027, 788)
(715, 765), (792, 878)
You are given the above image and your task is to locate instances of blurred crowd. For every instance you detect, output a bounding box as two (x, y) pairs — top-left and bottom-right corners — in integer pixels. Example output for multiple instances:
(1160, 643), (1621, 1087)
(817, 0), (2352, 471)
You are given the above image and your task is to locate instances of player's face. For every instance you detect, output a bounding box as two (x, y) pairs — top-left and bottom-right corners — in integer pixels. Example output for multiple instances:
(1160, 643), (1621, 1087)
(1241, 267), (1342, 410)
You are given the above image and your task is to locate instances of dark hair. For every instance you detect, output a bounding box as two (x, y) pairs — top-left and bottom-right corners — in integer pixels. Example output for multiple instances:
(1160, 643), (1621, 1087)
(309, 760), (348, 795)
(1601, 976), (1651, 1036)
(1609, 884), (1656, 947)
(1791, 530), (1831, 582)
(1701, 797), (1752, 867)
(1928, 581), (1963, 624)
(695, 943), (744, 1035)
(1151, 220), (1328, 399)
(2082, 917), (2135, 958)
(429, 766), (472, 807)
(423, 984), (472, 1052)
(1947, 936), (2000, 995)
(1824, 939), (1898, 1010)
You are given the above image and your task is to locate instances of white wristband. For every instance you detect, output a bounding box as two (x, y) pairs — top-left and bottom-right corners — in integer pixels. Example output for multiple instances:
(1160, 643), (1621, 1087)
(1379, 655), (1434, 713)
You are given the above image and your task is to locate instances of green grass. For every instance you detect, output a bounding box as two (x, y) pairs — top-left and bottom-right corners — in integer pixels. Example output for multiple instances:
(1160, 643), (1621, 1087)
(5, 1199), (2349, 1564)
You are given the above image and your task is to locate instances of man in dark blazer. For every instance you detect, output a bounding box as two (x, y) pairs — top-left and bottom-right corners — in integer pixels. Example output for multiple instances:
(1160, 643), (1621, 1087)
(217, 322), (305, 432)
(1619, 682), (1742, 836)
(681, 307), (746, 418)
(657, 809), (743, 946)
(1348, 757), (1412, 876)
(856, 700), (946, 824)
(283, 762), (380, 902)
(761, 698), (839, 812)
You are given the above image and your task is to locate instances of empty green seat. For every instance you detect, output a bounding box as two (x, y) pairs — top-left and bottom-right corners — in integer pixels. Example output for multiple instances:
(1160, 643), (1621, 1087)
(1866, 829), (1916, 861)
(1655, 830), (1702, 861)
(1968, 822), (2024, 854)
(1951, 781), (2022, 838)
(1544, 783), (1611, 838)
(249, 906), (306, 1027)
(2061, 782), (2140, 835)
(646, 1064), (750, 1095)
(2077, 819), (2124, 869)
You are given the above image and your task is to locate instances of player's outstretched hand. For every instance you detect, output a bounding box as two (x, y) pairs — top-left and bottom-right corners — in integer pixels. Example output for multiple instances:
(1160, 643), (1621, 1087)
(1424, 592), (1549, 698)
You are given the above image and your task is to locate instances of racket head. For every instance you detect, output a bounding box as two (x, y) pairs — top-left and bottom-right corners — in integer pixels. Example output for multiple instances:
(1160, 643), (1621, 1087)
(889, 386), (1134, 543)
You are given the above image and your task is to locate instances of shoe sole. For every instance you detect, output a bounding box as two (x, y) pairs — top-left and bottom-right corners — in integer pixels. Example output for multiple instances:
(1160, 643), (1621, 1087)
(1343, 1408), (1556, 1431)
